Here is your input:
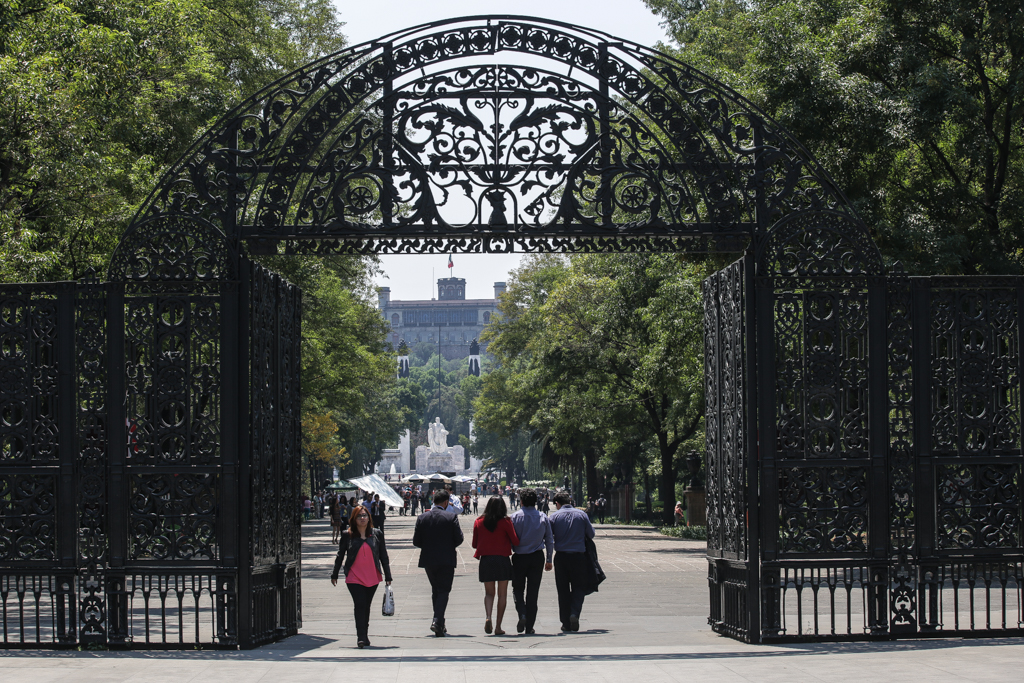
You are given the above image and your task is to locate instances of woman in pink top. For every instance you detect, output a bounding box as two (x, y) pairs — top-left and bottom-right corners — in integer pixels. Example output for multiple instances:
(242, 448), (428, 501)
(331, 505), (392, 648)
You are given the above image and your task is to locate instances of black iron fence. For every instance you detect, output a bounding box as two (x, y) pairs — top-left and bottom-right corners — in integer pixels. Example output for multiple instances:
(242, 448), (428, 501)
(0, 261), (300, 648)
(706, 254), (1024, 642)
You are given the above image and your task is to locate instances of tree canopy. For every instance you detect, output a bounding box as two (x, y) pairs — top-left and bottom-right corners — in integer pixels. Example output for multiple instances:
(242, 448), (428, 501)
(0, 0), (346, 282)
(645, 0), (1024, 274)
(476, 253), (706, 523)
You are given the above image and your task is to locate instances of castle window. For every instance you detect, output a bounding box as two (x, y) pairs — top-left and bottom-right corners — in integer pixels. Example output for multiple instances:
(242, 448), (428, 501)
(483, 311), (491, 324)
(391, 313), (400, 326)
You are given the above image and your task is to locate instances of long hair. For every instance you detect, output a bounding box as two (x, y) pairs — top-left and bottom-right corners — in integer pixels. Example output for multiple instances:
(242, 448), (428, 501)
(481, 496), (507, 532)
(348, 504), (374, 534)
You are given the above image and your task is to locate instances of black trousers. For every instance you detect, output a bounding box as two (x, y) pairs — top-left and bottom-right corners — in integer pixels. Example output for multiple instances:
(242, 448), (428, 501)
(511, 550), (545, 629)
(423, 565), (455, 623)
(553, 551), (589, 626)
(346, 582), (378, 641)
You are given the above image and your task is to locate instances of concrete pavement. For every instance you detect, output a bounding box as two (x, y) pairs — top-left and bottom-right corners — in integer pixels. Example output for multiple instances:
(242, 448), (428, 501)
(1, 508), (1021, 681)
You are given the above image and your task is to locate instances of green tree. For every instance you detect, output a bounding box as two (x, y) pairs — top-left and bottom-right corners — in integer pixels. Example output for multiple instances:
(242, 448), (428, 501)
(477, 253), (705, 524)
(644, 0), (1024, 274)
(0, 0), (346, 282)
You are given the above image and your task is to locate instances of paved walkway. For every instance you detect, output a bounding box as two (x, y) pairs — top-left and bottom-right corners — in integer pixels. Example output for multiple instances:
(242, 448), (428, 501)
(1, 508), (1022, 681)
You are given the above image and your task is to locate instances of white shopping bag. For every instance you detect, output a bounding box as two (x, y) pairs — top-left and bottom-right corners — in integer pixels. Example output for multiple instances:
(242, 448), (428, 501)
(381, 584), (395, 616)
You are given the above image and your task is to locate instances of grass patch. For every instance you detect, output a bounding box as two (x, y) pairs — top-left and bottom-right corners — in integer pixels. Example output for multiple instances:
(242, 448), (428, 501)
(658, 525), (707, 540)
(599, 516), (707, 541)
(599, 516), (658, 527)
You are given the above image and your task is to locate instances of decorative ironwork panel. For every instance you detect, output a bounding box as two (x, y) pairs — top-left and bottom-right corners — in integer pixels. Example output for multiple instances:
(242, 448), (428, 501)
(75, 280), (108, 643)
(0, 287), (60, 464)
(705, 257), (752, 641)
(886, 271), (916, 630)
(249, 262), (302, 569)
(0, 474), (57, 561)
(250, 263), (277, 567)
(129, 473), (219, 561)
(757, 211), (882, 279)
(704, 258), (748, 560)
(124, 296), (222, 466)
(935, 464), (1020, 550)
(704, 272), (721, 554)
(778, 467), (868, 554)
(773, 287), (870, 461)
(929, 286), (1021, 457)
(108, 216), (235, 290)
(277, 281), (301, 563)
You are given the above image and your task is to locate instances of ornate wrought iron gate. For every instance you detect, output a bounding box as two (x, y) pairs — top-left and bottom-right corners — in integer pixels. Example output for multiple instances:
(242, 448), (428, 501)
(0, 261), (300, 648)
(705, 230), (1024, 642)
(2, 16), (1022, 648)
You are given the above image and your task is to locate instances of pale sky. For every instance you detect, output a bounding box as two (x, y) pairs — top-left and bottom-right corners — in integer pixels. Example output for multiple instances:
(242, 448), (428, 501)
(330, 1), (671, 301)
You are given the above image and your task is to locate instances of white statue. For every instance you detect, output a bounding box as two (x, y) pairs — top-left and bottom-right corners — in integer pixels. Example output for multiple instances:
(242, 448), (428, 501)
(428, 417), (449, 454)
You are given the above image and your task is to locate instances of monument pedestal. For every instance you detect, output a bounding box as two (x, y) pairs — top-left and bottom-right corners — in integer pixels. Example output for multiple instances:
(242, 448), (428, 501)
(415, 444), (466, 473)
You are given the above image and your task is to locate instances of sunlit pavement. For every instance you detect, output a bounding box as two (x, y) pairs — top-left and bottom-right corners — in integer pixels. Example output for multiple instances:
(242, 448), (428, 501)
(0, 509), (1021, 681)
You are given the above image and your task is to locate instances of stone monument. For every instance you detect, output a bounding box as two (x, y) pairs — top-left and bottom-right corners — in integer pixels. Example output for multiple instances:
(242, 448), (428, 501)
(415, 417), (465, 473)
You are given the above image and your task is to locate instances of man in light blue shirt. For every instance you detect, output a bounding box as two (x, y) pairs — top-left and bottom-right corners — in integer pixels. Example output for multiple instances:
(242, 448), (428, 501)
(433, 484), (463, 519)
(509, 488), (554, 634)
(548, 490), (595, 632)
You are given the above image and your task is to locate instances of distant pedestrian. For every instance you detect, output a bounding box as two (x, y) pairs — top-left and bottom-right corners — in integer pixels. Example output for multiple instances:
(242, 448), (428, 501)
(330, 505), (392, 649)
(330, 496), (343, 544)
(596, 495), (607, 524)
(586, 498), (596, 522)
(472, 497), (519, 635)
(510, 487), (553, 634)
(549, 490), (596, 632)
(412, 489), (465, 636)
(370, 494), (386, 534)
(675, 500), (685, 526)
(472, 494), (479, 514)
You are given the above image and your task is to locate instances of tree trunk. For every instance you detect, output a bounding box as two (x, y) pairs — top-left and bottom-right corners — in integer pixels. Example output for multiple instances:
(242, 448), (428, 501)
(644, 470), (652, 521)
(584, 447), (599, 499)
(659, 438), (676, 526)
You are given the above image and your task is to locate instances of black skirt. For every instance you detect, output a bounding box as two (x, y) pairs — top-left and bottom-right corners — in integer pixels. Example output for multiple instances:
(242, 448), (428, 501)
(478, 554), (513, 582)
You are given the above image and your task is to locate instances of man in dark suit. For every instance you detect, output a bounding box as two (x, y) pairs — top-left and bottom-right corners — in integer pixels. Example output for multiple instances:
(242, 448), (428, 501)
(412, 488), (464, 636)
(370, 494), (386, 534)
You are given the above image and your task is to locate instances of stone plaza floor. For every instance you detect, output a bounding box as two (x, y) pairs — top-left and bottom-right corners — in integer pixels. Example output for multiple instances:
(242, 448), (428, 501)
(1, 507), (1022, 681)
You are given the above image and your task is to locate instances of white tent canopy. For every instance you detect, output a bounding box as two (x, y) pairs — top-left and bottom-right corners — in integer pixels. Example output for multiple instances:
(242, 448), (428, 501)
(347, 474), (404, 508)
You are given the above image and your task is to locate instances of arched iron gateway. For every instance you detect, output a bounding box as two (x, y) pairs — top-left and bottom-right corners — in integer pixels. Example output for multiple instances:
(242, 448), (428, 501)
(1, 17), (1021, 648)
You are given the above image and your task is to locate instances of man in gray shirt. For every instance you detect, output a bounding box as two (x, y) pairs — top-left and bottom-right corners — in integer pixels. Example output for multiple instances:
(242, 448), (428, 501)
(548, 490), (595, 632)
(509, 487), (553, 634)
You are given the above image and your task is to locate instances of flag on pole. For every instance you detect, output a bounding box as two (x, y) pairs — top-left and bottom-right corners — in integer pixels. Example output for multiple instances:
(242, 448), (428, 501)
(447, 254), (453, 269)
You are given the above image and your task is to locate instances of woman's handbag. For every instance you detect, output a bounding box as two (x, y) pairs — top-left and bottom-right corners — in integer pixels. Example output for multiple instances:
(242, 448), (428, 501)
(381, 584), (395, 616)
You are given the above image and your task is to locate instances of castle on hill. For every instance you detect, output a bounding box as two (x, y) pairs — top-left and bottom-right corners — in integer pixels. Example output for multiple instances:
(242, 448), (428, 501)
(378, 277), (505, 360)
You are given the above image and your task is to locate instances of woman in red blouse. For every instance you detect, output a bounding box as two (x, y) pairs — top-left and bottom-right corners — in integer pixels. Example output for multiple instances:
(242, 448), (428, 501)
(472, 496), (519, 635)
